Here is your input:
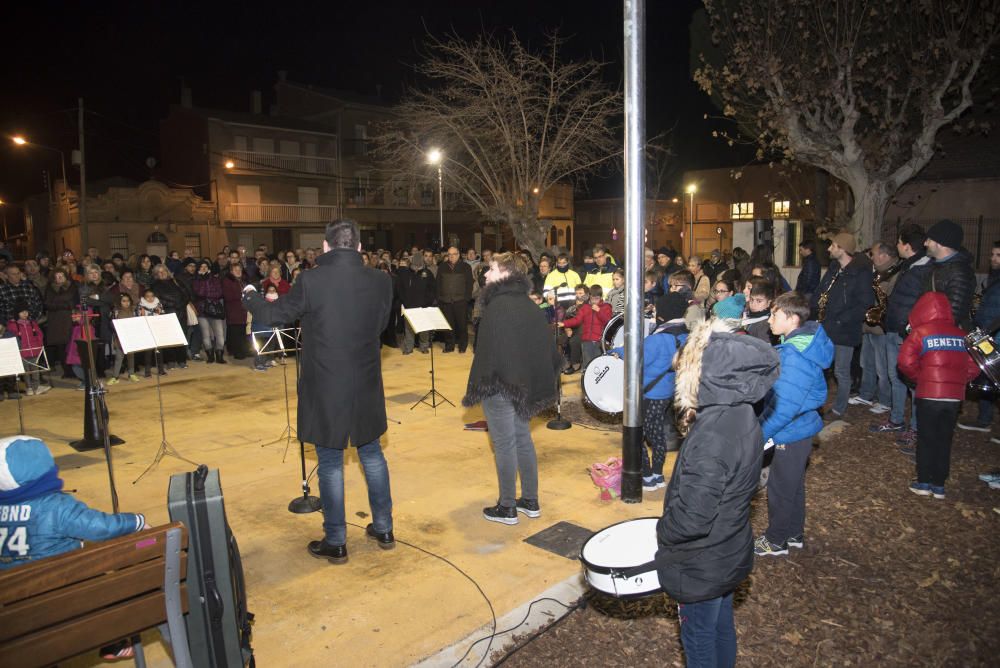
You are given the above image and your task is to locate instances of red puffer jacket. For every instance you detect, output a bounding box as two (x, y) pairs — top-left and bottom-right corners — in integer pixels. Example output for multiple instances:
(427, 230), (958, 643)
(561, 301), (612, 342)
(898, 292), (979, 399)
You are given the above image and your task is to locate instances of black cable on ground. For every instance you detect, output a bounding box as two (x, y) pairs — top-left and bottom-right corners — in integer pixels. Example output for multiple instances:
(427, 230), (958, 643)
(491, 596), (587, 666)
(344, 521), (496, 667)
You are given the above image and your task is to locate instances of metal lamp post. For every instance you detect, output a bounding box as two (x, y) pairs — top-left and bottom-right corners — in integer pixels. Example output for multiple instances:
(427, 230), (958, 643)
(13, 136), (68, 203)
(427, 148), (444, 247)
(686, 183), (697, 257)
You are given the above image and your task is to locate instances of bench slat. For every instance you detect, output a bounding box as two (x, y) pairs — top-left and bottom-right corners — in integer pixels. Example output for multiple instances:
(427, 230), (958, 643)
(0, 555), (188, 642)
(2, 585), (188, 668)
(0, 522), (187, 605)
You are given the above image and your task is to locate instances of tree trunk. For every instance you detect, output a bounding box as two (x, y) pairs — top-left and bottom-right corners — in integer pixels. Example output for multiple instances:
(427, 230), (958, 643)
(507, 215), (548, 260)
(849, 181), (893, 249)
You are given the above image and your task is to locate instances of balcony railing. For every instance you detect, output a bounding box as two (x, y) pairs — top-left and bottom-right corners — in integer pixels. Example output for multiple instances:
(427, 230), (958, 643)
(223, 150), (337, 176)
(225, 203), (338, 224)
(345, 186), (465, 210)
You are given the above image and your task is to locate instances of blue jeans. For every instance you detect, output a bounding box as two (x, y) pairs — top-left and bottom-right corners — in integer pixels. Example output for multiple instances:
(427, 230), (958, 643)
(832, 345), (854, 415)
(884, 333), (917, 430)
(858, 333), (890, 405)
(482, 395), (538, 507)
(678, 592), (736, 668)
(315, 439), (393, 546)
(976, 398), (995, 427)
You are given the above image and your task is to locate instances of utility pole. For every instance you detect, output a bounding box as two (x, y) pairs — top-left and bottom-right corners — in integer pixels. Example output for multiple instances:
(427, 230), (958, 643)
(78, 98), (88, 253)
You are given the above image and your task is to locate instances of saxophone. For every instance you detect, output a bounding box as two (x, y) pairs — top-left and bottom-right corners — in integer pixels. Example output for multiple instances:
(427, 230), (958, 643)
(864, 262), (903, 328)
(816, 268), (841, 323)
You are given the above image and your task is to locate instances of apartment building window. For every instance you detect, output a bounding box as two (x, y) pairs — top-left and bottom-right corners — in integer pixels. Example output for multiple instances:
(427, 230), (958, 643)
(279, 140), (300, 156)
(555, 194), (568, 209)
(772, 200), (790, 218)
(784, 222), (800, 266)
(252, 137), (274, 154)
(109, 233), (128, 258)
(184, 233), (202, 259)
(730, 202), (754, 220)
(354, 125), (368, 156)
(233, 135), (248, 151)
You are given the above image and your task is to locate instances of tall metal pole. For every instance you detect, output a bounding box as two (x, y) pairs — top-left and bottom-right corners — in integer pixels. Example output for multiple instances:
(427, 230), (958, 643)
(621, 0), (646, 503)
(437, 164), (444, 248)
(688, 191), (695, 257)
(78, 98), (88, 254)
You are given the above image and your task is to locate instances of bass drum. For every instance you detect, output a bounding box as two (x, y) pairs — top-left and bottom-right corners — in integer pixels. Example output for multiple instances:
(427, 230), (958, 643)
(966, 328), (1000, 397)
(582, 354), (624, 415)
(601, 314), (658, 353)
(580, 517), (661, 599)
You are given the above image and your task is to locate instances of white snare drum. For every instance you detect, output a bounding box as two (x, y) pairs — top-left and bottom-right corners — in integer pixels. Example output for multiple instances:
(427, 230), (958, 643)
(582, 354), (624, 414)
(580, 517), (661, 598)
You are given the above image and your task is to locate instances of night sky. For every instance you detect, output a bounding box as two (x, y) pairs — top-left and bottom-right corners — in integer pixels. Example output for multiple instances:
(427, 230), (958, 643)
(1, 0), (746, 205)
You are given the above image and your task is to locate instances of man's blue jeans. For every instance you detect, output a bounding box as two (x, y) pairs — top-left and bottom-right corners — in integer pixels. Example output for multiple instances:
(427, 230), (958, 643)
(315, 439), (393, 546)
(678, 592), (736, 668)
(884, 332), (917, 430)
(858, 333), (891, 405)
(832, 345), (855, 415)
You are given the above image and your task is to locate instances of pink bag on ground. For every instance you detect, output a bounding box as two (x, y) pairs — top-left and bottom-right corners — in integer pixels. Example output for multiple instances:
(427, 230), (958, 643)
(589, 458), (623, 501)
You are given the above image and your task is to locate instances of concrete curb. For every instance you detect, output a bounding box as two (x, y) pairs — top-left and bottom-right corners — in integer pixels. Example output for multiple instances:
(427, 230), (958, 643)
(414, 572), (587, 667)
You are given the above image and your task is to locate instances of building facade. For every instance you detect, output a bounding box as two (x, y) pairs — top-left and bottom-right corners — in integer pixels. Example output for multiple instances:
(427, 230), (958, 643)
(574, 197), (682, 262)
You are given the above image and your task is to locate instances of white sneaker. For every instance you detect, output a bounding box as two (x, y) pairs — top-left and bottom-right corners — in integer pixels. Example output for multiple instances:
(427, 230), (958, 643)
(848, 396), (873, 407)
(957, 422), (991, 433)
(25, 387), (35, 396)
(35, 384), (52, 395)
(991, 437), (1000, 445)
(868, 403), (890, 414)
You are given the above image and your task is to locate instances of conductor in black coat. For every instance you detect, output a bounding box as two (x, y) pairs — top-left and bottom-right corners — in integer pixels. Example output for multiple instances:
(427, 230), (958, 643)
(242, 220), (395, 563)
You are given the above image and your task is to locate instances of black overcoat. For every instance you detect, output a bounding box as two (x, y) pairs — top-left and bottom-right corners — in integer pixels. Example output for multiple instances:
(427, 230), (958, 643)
(244, 248), (391, 449)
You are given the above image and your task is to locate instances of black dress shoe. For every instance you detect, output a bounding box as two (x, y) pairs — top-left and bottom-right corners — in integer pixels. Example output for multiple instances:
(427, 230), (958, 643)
(308, 540), (348, 564)
(365, 523), (395, 549)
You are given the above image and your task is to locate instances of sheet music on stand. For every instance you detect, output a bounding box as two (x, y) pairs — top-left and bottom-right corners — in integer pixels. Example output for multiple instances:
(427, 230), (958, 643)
(402, 307), (452, 334)
(253, 327), (302, 356)
(113, 314), (188, 354)
(0, 338), (26, 377)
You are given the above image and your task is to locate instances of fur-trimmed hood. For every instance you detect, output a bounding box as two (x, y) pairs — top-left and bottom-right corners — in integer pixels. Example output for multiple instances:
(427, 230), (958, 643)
(479, 273), (533, 306)
(675, 323), (779, 414)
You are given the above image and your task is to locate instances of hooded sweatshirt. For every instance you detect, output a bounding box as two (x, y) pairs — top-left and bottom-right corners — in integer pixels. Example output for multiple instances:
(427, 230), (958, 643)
(0, 436), (143, 570)
(655, 330), (780, 603)
(759, 321), (835, 444)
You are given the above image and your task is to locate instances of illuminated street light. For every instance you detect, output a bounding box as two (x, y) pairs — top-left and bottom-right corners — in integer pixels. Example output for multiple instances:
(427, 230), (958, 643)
(532, 187), (540, 195)
(426, 148), (442, 165)
(12, 136), (26, 146)
(224, 159), (235, 169)
(11, 135), (68, 203)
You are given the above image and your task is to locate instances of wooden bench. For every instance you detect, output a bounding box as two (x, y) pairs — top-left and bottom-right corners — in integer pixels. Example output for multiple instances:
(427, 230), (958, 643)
(0, 522), (194, 668)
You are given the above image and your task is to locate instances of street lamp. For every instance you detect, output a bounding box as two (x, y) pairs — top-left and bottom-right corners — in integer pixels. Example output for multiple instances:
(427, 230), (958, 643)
(427, 148), (444, 248)
(224, 159), (235, 170)
(685, 183), (697, 257)
(11, 136), (68, 202)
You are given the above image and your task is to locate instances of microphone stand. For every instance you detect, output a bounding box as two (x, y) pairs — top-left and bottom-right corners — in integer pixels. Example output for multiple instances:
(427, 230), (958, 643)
(547, 317), (571, 430)
(285, 326), (320, 514)
(71, 298), (124, 512)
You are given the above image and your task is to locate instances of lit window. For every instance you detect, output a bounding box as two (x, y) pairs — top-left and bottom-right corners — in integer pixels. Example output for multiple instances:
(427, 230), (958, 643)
(730, 202), (754, 220)
(773, 200), (790, 218)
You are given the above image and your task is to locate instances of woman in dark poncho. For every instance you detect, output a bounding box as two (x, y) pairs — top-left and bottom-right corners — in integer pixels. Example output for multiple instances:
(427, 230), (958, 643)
(463, 251), (562, 525)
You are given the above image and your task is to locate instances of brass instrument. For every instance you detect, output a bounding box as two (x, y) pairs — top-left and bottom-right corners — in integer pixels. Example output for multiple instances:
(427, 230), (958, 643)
(816, 268), (842, 323)
(864, 262), (903, 328)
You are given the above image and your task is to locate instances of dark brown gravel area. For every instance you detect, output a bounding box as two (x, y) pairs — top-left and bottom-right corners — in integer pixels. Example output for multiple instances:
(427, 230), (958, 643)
(505, 400), (1000, 667)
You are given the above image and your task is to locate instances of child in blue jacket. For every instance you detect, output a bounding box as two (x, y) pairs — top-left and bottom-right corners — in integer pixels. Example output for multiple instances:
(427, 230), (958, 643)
(755, 292), (834, 557)
(0, 435), (145, 570)
(612, 292), (689, 490)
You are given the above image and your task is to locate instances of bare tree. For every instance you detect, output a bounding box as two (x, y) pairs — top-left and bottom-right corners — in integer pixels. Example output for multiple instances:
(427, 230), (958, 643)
(693, 0), (1000, 245)
(374, 31), (621, 258)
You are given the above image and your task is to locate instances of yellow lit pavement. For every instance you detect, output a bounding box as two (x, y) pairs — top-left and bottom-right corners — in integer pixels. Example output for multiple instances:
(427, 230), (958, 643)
(1, 349), (674, 667)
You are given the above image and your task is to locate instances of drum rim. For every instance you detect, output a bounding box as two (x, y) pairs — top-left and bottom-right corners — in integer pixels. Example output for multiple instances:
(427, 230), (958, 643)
(601, 313), (624, 353)
(580, 354), (624, 415)
(579, 516), (660, 574)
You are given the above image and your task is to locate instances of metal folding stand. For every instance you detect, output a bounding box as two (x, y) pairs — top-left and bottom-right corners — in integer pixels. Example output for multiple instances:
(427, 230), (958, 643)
(253, 328), (300, 457)
(411, 337), (454, 411)
(547, 324), (572, 430)
(133, 348), (197, 484)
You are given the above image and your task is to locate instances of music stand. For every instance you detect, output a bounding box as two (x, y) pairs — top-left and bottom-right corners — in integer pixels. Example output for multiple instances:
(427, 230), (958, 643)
(403, 307), (454, 411)
(113, 315), (199, 484)
(0, 338), (29, 433)
(252, 328), (300, 456)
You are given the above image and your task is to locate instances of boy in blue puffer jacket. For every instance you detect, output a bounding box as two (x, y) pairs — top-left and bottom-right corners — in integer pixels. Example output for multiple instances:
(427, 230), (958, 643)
(0, 435), (145, 570)
(754, 292), (834, 557)
(612, 292), (689, 491)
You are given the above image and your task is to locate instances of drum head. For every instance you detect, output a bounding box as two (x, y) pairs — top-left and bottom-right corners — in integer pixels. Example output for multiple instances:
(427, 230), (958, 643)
(602, 314), (624, 353)
(580, 517), (661, 598)
(582, 355), (624, 414)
